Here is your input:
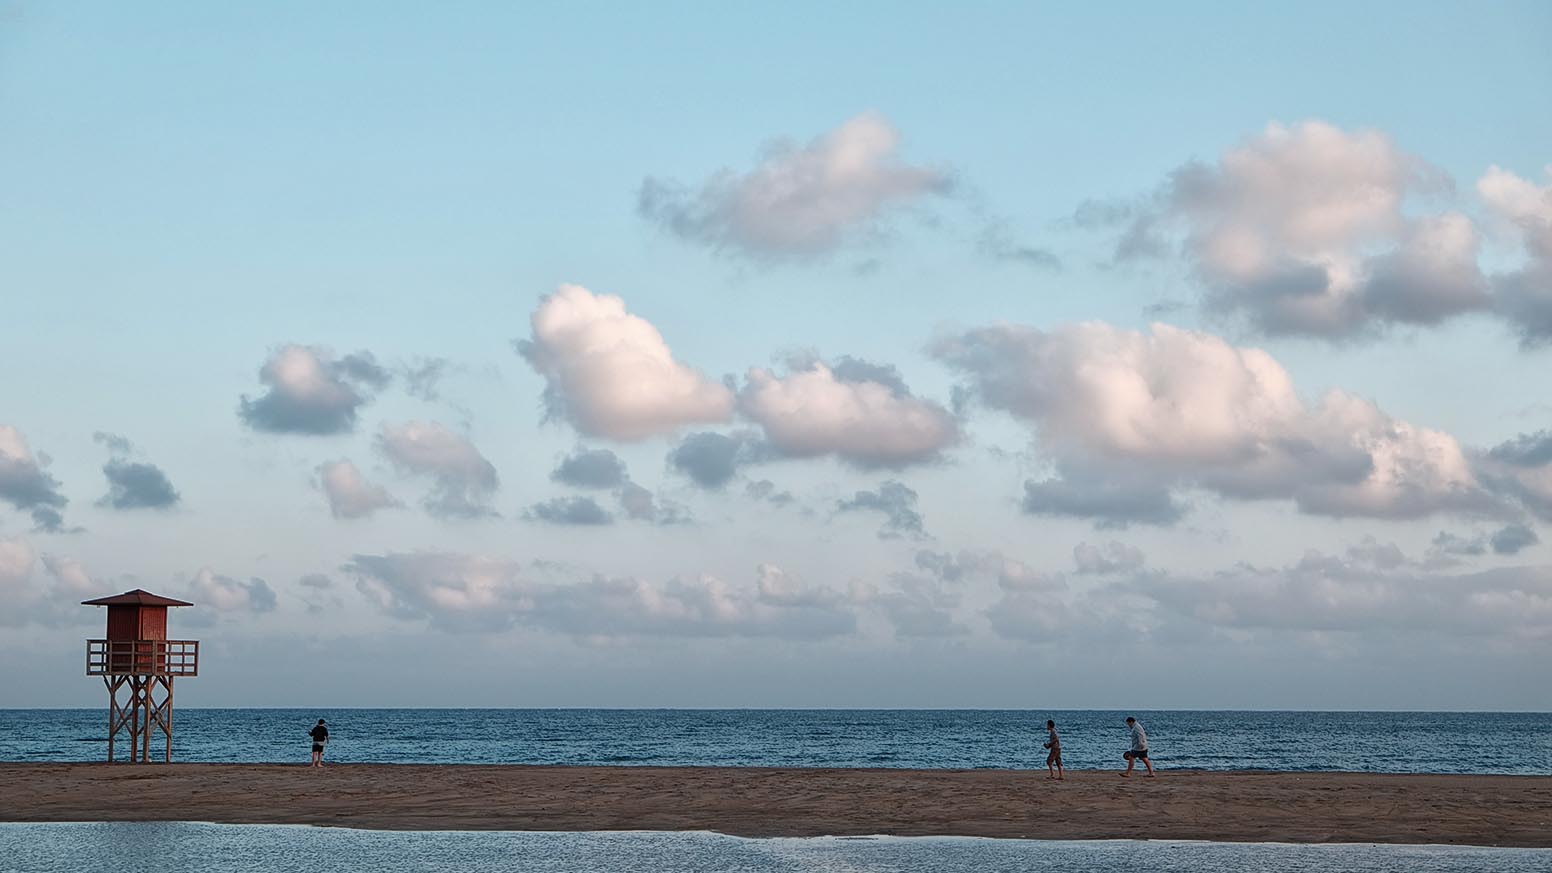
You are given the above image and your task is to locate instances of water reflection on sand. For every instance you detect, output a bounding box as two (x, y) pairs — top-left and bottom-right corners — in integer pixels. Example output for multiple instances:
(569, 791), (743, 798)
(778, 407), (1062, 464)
(4, 823), (1550, 873)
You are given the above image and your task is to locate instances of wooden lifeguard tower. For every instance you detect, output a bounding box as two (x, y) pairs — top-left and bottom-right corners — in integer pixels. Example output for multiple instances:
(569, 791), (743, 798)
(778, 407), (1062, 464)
(83, 589), (199, 763)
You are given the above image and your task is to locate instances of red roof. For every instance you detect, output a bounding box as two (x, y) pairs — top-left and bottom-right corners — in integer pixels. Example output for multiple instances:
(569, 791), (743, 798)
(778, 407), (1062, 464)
(81, 589), (193, 607)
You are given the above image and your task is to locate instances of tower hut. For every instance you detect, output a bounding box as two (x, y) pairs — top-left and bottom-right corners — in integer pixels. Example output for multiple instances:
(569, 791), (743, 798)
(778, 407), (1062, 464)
(83, 589), (199, 762)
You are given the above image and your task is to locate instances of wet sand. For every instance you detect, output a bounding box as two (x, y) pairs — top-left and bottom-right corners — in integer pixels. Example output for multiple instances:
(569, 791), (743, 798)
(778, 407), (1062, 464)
(1, 764), (1548, 847)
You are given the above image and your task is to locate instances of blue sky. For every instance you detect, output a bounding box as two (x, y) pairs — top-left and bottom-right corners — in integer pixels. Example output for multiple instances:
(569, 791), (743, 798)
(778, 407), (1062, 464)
(2, 2), (1550, 708)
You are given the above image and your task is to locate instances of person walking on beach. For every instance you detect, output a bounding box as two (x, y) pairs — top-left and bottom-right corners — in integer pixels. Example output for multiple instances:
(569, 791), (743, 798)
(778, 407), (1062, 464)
(1043, 719), (1064, 780)
(1121, 716), (1154, 777)
(309, 718), (329, 768)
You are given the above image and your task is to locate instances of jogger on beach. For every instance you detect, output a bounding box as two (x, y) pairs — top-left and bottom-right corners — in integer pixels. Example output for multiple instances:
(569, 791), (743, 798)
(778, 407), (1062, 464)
(1044, 719), (1064, 780)
(1121, 716), (1154, 777)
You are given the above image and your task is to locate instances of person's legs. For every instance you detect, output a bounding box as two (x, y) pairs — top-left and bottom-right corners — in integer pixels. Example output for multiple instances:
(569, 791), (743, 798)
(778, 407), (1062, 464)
(1122, 751), (1136, 776)
(1055, 756), (1064, 780)
(1142, 753), (1155, 776)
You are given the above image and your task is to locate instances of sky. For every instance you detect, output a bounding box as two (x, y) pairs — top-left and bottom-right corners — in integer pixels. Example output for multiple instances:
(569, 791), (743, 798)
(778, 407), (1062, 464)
(2, 1), (1551, 709)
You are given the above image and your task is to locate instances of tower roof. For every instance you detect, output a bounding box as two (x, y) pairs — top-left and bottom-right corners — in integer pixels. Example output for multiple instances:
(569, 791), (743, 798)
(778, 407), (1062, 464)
(81, 589), (193, 607)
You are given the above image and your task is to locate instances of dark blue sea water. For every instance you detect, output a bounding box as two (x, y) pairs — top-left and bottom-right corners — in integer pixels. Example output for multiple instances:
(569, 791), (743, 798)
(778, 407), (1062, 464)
(3, 709), (1547, 774)
(3, 824), (1548, 873)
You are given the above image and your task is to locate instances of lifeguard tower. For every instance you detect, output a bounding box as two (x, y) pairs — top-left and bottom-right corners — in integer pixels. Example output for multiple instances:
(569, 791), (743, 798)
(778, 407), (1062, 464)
(83, 589), (199, 762)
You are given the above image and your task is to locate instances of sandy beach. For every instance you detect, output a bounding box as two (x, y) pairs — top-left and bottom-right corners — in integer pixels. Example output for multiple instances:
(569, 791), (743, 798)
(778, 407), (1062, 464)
(1, 764), (1548, 847)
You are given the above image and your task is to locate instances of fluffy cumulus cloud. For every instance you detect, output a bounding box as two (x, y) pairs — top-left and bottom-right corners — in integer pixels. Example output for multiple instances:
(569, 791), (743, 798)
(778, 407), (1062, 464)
(1478, 165), (1552, 346)
(524, 496), (615, 526)
(1137, 542), (1552, 642)
(42, 553), (95, 595)
(0, 540), (108, 626)
(376, 422), (499, 519)
(551, 447), (629, 490)
(238, 345), (389, 435)
(188, 567), (277, 613)
(1102, 121), (1491, 338)
(836, 480), (926, 539)
(639, 111), (951, 258)
(316, 459), (400, 520)
(667, 431), (757, 489)
(738, 357), (957, 468)
(346, 552), (855, 639)
(0, 426), (71, 532)
(516, 285), (734, 440)
(99, 459), (180, 510)
(541, 446), (684, 525)
(94, 434), (179, 511)
(1480, 429), (1552, 521)
(1491, 523), (1541, 555)
(936, 321), (1493, 523)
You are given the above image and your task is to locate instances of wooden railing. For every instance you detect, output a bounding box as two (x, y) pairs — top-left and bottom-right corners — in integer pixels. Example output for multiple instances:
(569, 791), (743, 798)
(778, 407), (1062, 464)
(86, 639), (200, 676)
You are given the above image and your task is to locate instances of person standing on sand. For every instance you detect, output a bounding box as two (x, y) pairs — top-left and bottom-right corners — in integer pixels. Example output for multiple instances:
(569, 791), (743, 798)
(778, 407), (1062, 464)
(1121, 716), (1154, 777)
(1043, 719), (1064, 780)
(309, 718), (329, 768)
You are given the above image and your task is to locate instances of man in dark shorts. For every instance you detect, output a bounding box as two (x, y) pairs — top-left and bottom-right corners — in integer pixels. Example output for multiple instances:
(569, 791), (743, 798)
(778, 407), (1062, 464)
(1044, 719), (1064, 780)
(309, 718), (329, 768)
(1121, 716), (1154, 777)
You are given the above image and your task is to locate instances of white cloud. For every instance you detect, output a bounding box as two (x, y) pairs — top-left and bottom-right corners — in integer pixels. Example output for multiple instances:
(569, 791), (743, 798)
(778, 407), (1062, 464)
(639, 112), (951, 258)
(1478, 164), (1552, 346)
(376, 421), (499, 519)
(935, 321), (1492, 521)
(316, 459), (401, 520)
(517, 285), (734, 440)
(914, 548), (1060, 592)
(530, 572), (855, 640)
(237, 345), (389, 435)
(738, 360), (957, 467)
(1139, 546), (1552, 642)
(347, 552), (855, 639)
(188, 567), (278, 613)
(0, 541), (118, 626)
(350, 552), (526, 632)
(41, 553), (94, 595)
(754, 563), (845, 609)
(1111, 121), (1490, 337)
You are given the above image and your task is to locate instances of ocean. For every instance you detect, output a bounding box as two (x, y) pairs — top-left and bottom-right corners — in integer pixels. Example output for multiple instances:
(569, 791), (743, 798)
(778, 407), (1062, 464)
(3, 824), (1549, 873)
(1, 709), (1546, 774)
